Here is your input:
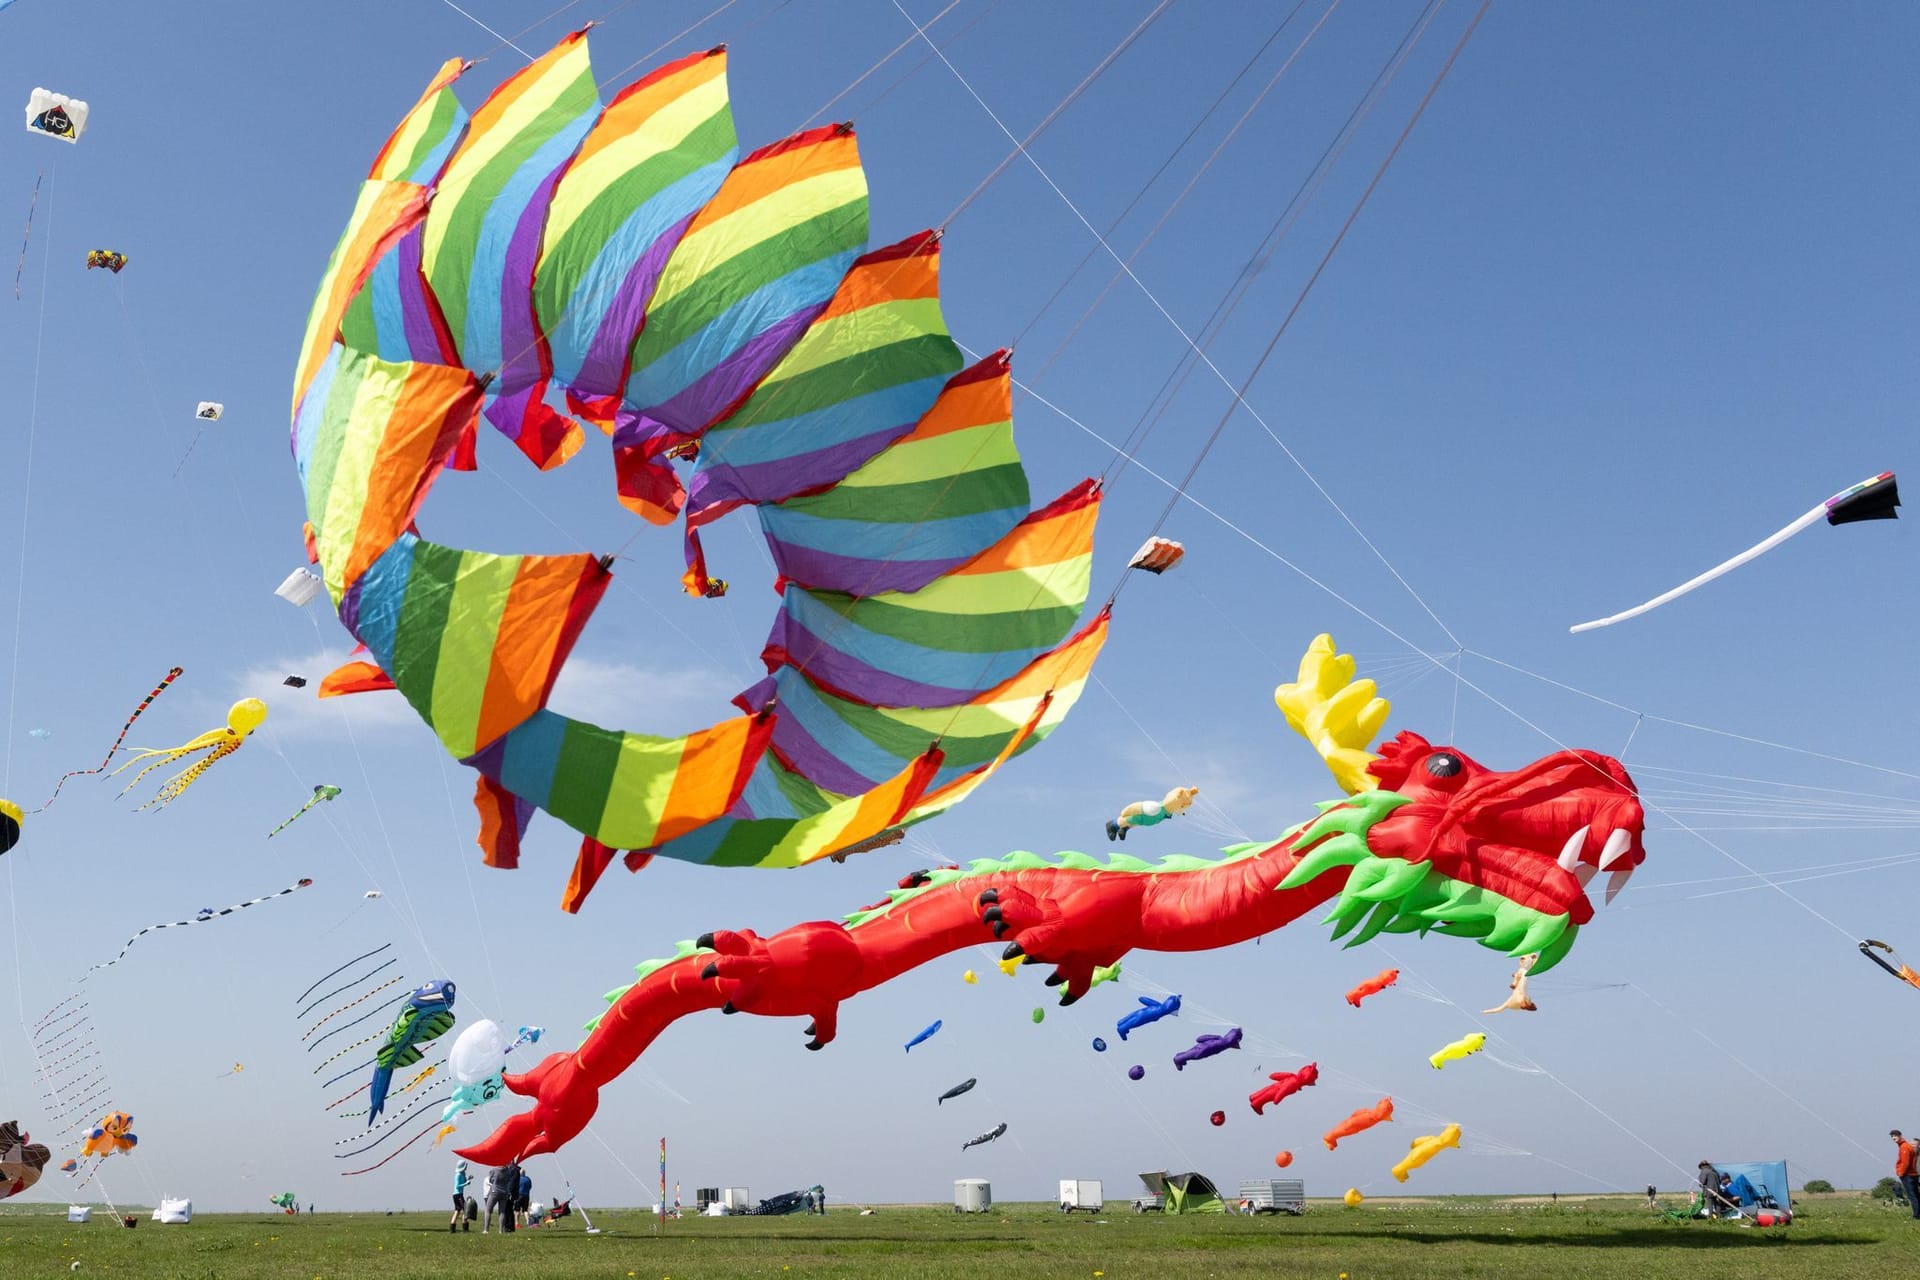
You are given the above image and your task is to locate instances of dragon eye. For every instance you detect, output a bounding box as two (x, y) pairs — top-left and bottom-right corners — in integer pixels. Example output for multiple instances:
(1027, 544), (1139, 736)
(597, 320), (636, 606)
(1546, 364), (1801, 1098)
(1425, 753), (1463, 778)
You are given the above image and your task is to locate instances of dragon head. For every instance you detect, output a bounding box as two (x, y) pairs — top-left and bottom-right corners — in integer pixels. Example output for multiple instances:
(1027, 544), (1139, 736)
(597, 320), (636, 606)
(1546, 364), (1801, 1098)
(1278, 637), (1646, 973)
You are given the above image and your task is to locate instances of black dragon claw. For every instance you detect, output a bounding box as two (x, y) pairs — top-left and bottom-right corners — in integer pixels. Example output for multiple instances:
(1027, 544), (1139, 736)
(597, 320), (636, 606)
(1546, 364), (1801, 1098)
(982, 905), (1003, 924)
(804, 1022), (816, 1037)
(721, 1001), (737, 1015)
(1059, 991), (1080, 1007)
(805, 1040), (823, 1051)
(977, 888), (1000, 905)
(991, 921), (1008, 938)
(1002, 942), (1024, 961)
(695, 932), (716, 950)
(1044, 972), (1064, 987)
(700, 962), (720, 981)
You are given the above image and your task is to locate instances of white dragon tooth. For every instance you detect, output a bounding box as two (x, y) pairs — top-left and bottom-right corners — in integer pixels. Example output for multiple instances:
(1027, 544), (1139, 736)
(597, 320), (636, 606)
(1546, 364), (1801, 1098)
(1573, 863), (1598, 888)
(1598, 828), (1634, 871)
(1556, 825), (1590, 872)
(1604, 865), (1634, 904)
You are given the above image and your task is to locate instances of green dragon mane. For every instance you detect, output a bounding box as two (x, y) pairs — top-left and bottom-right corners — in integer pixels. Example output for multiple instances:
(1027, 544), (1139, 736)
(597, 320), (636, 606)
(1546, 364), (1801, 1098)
(1278, 789), (1579, 973)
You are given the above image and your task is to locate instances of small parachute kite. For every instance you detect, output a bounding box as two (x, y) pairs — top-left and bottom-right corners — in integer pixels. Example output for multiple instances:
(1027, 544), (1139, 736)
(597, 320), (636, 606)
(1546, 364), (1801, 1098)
(1391, 1123), (1461, 1182)
(1172, 1027), (1241, 1070)
(283, 675), (308, 688)
(110, 697), (266, 810)
(268, 1191), (297, 1212)
(27, 728), (50, 740)
(1572, 472), (1900, 632)
(25, 89), (87, 143)
(58, 1158), (77, 1174)
(84, 249), (126, 273)
(0, 1121), (49, 1200)
(1859, 939), (1920, 992)
(216, 1063), (245, 1079)
(1105, 786), (1198, 842)
(1345, 968), (1398, 1008)
(368, 980), (456, 1126)
(1127, 536), (1185, 574)
(961, 1122), (1007, 1151)
(268, 784), (341, 838)
(1428, 1032), (1485, 1070)
(195, 402), (224, 421)
(1116, 994), (1180, 1040)
(1249, 1062), (1318, 1115)
(78, 1112), (135, 1159)
(274, 568), (323, 607)
(1324, 1098), (1394, 1151)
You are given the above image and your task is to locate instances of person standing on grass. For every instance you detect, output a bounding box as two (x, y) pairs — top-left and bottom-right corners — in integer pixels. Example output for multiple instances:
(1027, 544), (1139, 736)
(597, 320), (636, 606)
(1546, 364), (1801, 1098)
(1894, 1130), (1920, 1218)
(451, 1160), (471, 1233)
(484, 1161), (521, 1234)
(516, 1169), (533, 1227)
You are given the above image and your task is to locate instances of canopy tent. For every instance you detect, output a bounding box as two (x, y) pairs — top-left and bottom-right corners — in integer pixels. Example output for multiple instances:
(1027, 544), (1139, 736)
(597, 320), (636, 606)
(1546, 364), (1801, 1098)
(1713, 1161), (1790, 1212)
(1138, 1170), (1224, 1215)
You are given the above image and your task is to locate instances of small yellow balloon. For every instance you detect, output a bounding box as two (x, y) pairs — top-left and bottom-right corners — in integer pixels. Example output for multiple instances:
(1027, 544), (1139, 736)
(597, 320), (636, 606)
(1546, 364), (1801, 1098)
(227, 698), (269, 736)
(996, 955), (1022, 978)
(962, 970), (977, 984)
(1343, 1188), (1364, 1208)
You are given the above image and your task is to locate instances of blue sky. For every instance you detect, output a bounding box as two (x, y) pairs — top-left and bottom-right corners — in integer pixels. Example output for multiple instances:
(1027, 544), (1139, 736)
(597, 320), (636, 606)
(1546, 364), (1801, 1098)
(1, 0), (1916, 1213)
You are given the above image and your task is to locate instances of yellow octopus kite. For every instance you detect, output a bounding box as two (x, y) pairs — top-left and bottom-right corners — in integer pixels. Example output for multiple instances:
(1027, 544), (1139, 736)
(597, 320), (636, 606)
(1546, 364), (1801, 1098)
(111, 698), (267, 810)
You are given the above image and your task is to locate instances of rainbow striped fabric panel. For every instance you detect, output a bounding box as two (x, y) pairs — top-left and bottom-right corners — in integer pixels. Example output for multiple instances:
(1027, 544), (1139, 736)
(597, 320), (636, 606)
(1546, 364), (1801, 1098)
(422, 31), (599, 469)
(537, 47), (739, 422)
(293, 32), (1110, 895)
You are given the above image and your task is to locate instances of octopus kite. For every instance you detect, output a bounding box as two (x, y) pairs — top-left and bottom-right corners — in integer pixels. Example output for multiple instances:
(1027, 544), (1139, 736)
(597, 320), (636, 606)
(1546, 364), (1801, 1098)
(457, 635), (1648, 1164)
(111, 698), (266, 810)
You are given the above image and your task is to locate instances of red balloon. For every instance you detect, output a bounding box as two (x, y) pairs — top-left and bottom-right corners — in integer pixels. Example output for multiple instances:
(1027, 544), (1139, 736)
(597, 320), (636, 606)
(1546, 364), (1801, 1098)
(1274, 1150), (1293, 1168)
(1209, 1110), (1226, 1127)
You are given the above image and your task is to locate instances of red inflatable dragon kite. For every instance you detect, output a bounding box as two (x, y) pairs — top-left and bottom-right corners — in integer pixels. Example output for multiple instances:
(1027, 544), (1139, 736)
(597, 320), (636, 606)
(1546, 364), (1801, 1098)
(459, 635), (1647, 1163)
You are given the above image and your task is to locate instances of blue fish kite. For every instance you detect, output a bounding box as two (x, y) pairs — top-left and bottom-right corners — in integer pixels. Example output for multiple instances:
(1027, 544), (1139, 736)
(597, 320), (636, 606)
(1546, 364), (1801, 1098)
(904, 1019), (943, 1053)
(1172, 1026), (1242, 1070)
(367, 980), (455, 1126)
(1116, 994), (1180, 1041)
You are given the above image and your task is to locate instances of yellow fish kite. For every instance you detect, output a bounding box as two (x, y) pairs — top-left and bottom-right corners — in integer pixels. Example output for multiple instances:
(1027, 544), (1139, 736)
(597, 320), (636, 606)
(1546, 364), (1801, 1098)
(1391, 1123), (1462, 1182)
(1428, 1032), (1485, 1070)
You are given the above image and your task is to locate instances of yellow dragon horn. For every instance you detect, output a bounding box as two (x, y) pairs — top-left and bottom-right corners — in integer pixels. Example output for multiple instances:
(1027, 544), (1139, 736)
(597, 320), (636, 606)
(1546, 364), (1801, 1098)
(1275, 634), (1391, 794)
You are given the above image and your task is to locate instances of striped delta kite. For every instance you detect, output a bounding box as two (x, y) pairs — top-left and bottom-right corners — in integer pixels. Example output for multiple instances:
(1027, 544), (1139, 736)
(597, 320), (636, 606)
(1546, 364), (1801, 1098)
(291, 33), (1107, 911)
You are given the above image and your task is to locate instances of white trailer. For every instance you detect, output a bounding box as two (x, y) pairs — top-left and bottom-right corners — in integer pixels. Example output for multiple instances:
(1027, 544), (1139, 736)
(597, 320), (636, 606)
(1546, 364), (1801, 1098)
(1237, 1178), (1307, 1215)
(1058, 1179), (1104, 1213)
(722, 1187), (753, 1212)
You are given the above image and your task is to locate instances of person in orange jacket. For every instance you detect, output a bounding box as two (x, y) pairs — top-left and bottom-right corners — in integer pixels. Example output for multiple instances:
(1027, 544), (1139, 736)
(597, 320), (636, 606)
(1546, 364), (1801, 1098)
(1894, 1129), (1919, 1218)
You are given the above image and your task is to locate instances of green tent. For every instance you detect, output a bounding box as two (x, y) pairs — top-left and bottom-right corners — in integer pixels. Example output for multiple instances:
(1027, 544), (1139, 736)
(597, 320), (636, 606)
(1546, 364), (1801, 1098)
(1139, 1171), (1225, 1215)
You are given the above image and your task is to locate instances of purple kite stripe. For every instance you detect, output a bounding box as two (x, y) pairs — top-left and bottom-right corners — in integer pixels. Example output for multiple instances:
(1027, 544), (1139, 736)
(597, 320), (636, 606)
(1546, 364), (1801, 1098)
(688, 420), (916, 511)
(766, 613), (981, 709)
(638, 303), (824, 433)
(764, 538), (969, 598)
(567, 213), (695, 401)
(488, 164), (568, 409)
(394, 229), (444, 361)
(764, 691), (879, 796)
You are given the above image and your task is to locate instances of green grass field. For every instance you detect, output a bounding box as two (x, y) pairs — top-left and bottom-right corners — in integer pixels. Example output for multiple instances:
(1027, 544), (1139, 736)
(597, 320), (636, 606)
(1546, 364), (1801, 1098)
(4, 1196), (1918, 1279)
